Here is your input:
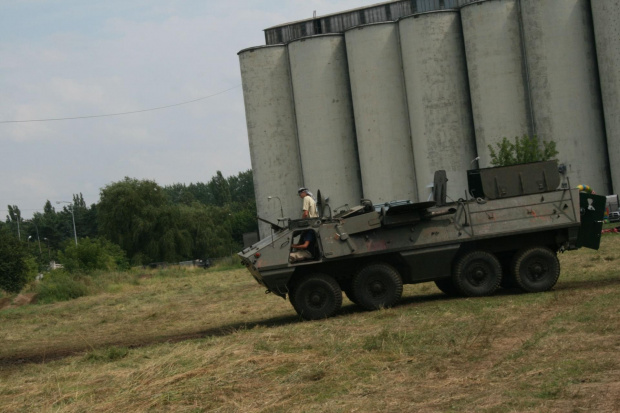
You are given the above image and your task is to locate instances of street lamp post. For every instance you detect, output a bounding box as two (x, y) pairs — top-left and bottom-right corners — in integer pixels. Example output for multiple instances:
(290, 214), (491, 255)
(25, 219), (43, 256)
(33, 219), (42, 255)
(43, 238), (51, 260)
(228, 213), (233, 257)
(56, 201), (78, 246)
(268, 196), (284, 218)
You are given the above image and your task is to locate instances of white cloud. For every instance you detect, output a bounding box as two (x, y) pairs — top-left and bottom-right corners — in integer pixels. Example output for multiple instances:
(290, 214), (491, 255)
(0, 0), (380, 217)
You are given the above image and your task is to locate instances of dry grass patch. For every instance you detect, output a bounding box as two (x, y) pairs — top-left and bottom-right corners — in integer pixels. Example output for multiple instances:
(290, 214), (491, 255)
(1, 236), (619, 412)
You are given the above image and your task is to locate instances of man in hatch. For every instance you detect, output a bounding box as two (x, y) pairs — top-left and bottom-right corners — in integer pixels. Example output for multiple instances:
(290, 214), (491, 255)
(289, 229), (316, 263)
(298, 187), (318, 219)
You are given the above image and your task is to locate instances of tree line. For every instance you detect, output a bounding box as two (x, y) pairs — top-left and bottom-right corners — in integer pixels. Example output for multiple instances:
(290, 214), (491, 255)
(1, 170), (257, 270)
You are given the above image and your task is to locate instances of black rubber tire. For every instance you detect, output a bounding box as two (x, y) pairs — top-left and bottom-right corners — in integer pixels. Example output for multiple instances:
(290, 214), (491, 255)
(452, 251), (502, 297)
(288, 288), (300, 314)
(353, 263), (403, 311)
(512, 247), (560, 293)
(291, 274), (342, 320)
(434, 278), (460, 296)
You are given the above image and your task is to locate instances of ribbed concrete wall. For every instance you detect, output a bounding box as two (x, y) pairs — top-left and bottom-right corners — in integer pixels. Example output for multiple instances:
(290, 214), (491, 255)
(400, 11), (476, 202)
(592, 0), (620, 194)
(238, 46), (303, 237)
(461, 0), (532, 168)
(288, 35), (362, 213)
(345, 23), (418, 204)
(521, 0), (610, 193)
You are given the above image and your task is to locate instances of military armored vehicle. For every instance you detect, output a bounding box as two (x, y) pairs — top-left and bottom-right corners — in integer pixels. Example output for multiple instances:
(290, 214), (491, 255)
(239, 161), (605, 320)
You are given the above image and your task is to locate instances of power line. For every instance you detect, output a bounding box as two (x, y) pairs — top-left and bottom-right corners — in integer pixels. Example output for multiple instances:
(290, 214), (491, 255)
(0, 85), (241, 124)
(0, 209), (44, 212)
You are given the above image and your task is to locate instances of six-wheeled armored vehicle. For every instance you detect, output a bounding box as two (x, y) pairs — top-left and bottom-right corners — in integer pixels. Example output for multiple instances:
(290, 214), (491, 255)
(239, 161), (605, 320)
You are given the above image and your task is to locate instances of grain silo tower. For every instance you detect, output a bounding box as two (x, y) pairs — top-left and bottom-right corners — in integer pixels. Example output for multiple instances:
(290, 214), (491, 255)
(591, 0), (620, 194)
(520, 0), (610, 193)
(345, 22), (419, 204)
(288, 35), (363, 212)
(238, 45), (303, 237)
(461, 0), (533, 168)
(400, 10), (477, 202)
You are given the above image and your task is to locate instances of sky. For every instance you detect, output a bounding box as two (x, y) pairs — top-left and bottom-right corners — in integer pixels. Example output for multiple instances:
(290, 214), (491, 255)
(0, 0), (380, 218)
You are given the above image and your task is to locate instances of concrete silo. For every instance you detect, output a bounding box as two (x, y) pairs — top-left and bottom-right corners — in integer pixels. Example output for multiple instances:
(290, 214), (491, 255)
(520, 0), (610, 193)
(238, 45), (303, 237)
(399, 11), (477, 202)
(344, 23), (418, 204)
(288, 35), (362, 213)
(461, 0), (532, 168)
(592, 0), (620, 194)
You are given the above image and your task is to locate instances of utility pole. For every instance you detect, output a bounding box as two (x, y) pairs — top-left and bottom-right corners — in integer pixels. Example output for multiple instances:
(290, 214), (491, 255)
(56, 201), (78, 246)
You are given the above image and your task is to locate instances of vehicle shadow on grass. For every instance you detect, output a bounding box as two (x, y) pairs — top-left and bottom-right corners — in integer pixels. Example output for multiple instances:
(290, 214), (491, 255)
(3, 276), (618, 366)
(340, 275), (620, 317)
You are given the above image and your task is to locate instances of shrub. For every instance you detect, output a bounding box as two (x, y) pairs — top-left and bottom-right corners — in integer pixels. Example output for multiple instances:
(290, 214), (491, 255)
(58, 237), (129, 273)
(34, 271), (89, 304)
(0, 228), (35, 293)
(488, 135), (558, 167)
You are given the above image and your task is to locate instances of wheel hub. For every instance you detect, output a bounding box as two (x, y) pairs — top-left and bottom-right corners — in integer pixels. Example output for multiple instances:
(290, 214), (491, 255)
(527, 262), (546, 281)
(309, 292), (323, 306)
(468, 264), (488, 286)
(370, 280), (385, 296)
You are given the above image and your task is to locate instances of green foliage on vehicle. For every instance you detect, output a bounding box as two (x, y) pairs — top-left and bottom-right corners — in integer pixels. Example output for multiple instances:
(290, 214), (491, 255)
(488, 135), (558, 167)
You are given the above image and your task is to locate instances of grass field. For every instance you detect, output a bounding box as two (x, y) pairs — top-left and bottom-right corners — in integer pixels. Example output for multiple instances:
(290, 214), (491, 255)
(1, 237), (619, 412)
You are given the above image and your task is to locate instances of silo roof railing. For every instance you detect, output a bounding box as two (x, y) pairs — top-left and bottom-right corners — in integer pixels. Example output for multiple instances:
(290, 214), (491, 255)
(264, 0), (480, 45)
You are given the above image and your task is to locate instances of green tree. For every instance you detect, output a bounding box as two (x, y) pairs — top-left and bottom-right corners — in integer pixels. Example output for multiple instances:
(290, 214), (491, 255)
(98, 177), (167, 264)
(228, 169), (255, 204)
(33, 200), (63, 255)
(5, 204), (22, 240)
(68, 193), (98, 239)
(208, 171), (232, 207)
(163, 183), (197, 205)
(58, 237), (128, 273)
(0, 228), (34, 293)
(488, 135), (558, 167)
(178, 204), (220, 258)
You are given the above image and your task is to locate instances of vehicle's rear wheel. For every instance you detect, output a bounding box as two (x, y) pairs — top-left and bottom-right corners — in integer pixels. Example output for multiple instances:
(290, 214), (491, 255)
(434, 278), (460, 296)
(453, 251), (502, 297)
(512, 247), (560, 293)
(353, 263), (403, 311)
(291, 273), (342, 320)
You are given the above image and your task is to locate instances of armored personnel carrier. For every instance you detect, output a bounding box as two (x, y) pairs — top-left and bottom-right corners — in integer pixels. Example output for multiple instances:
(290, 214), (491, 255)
(239, 161), (605, 320)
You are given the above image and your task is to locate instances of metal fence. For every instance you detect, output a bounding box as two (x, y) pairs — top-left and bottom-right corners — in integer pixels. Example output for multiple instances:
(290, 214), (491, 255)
(264, 0), (481, 45)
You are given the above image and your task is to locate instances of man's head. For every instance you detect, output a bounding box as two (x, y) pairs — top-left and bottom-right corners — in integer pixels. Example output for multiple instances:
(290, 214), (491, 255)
(298, 187), (308, 198)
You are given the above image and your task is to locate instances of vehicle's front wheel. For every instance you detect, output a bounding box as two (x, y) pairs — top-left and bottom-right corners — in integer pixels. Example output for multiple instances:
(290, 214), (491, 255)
(353, 263), (403, 311)
(453, 251), (502, 297)
(512, 247), (560, 293)
(291, 273), (342, 320)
